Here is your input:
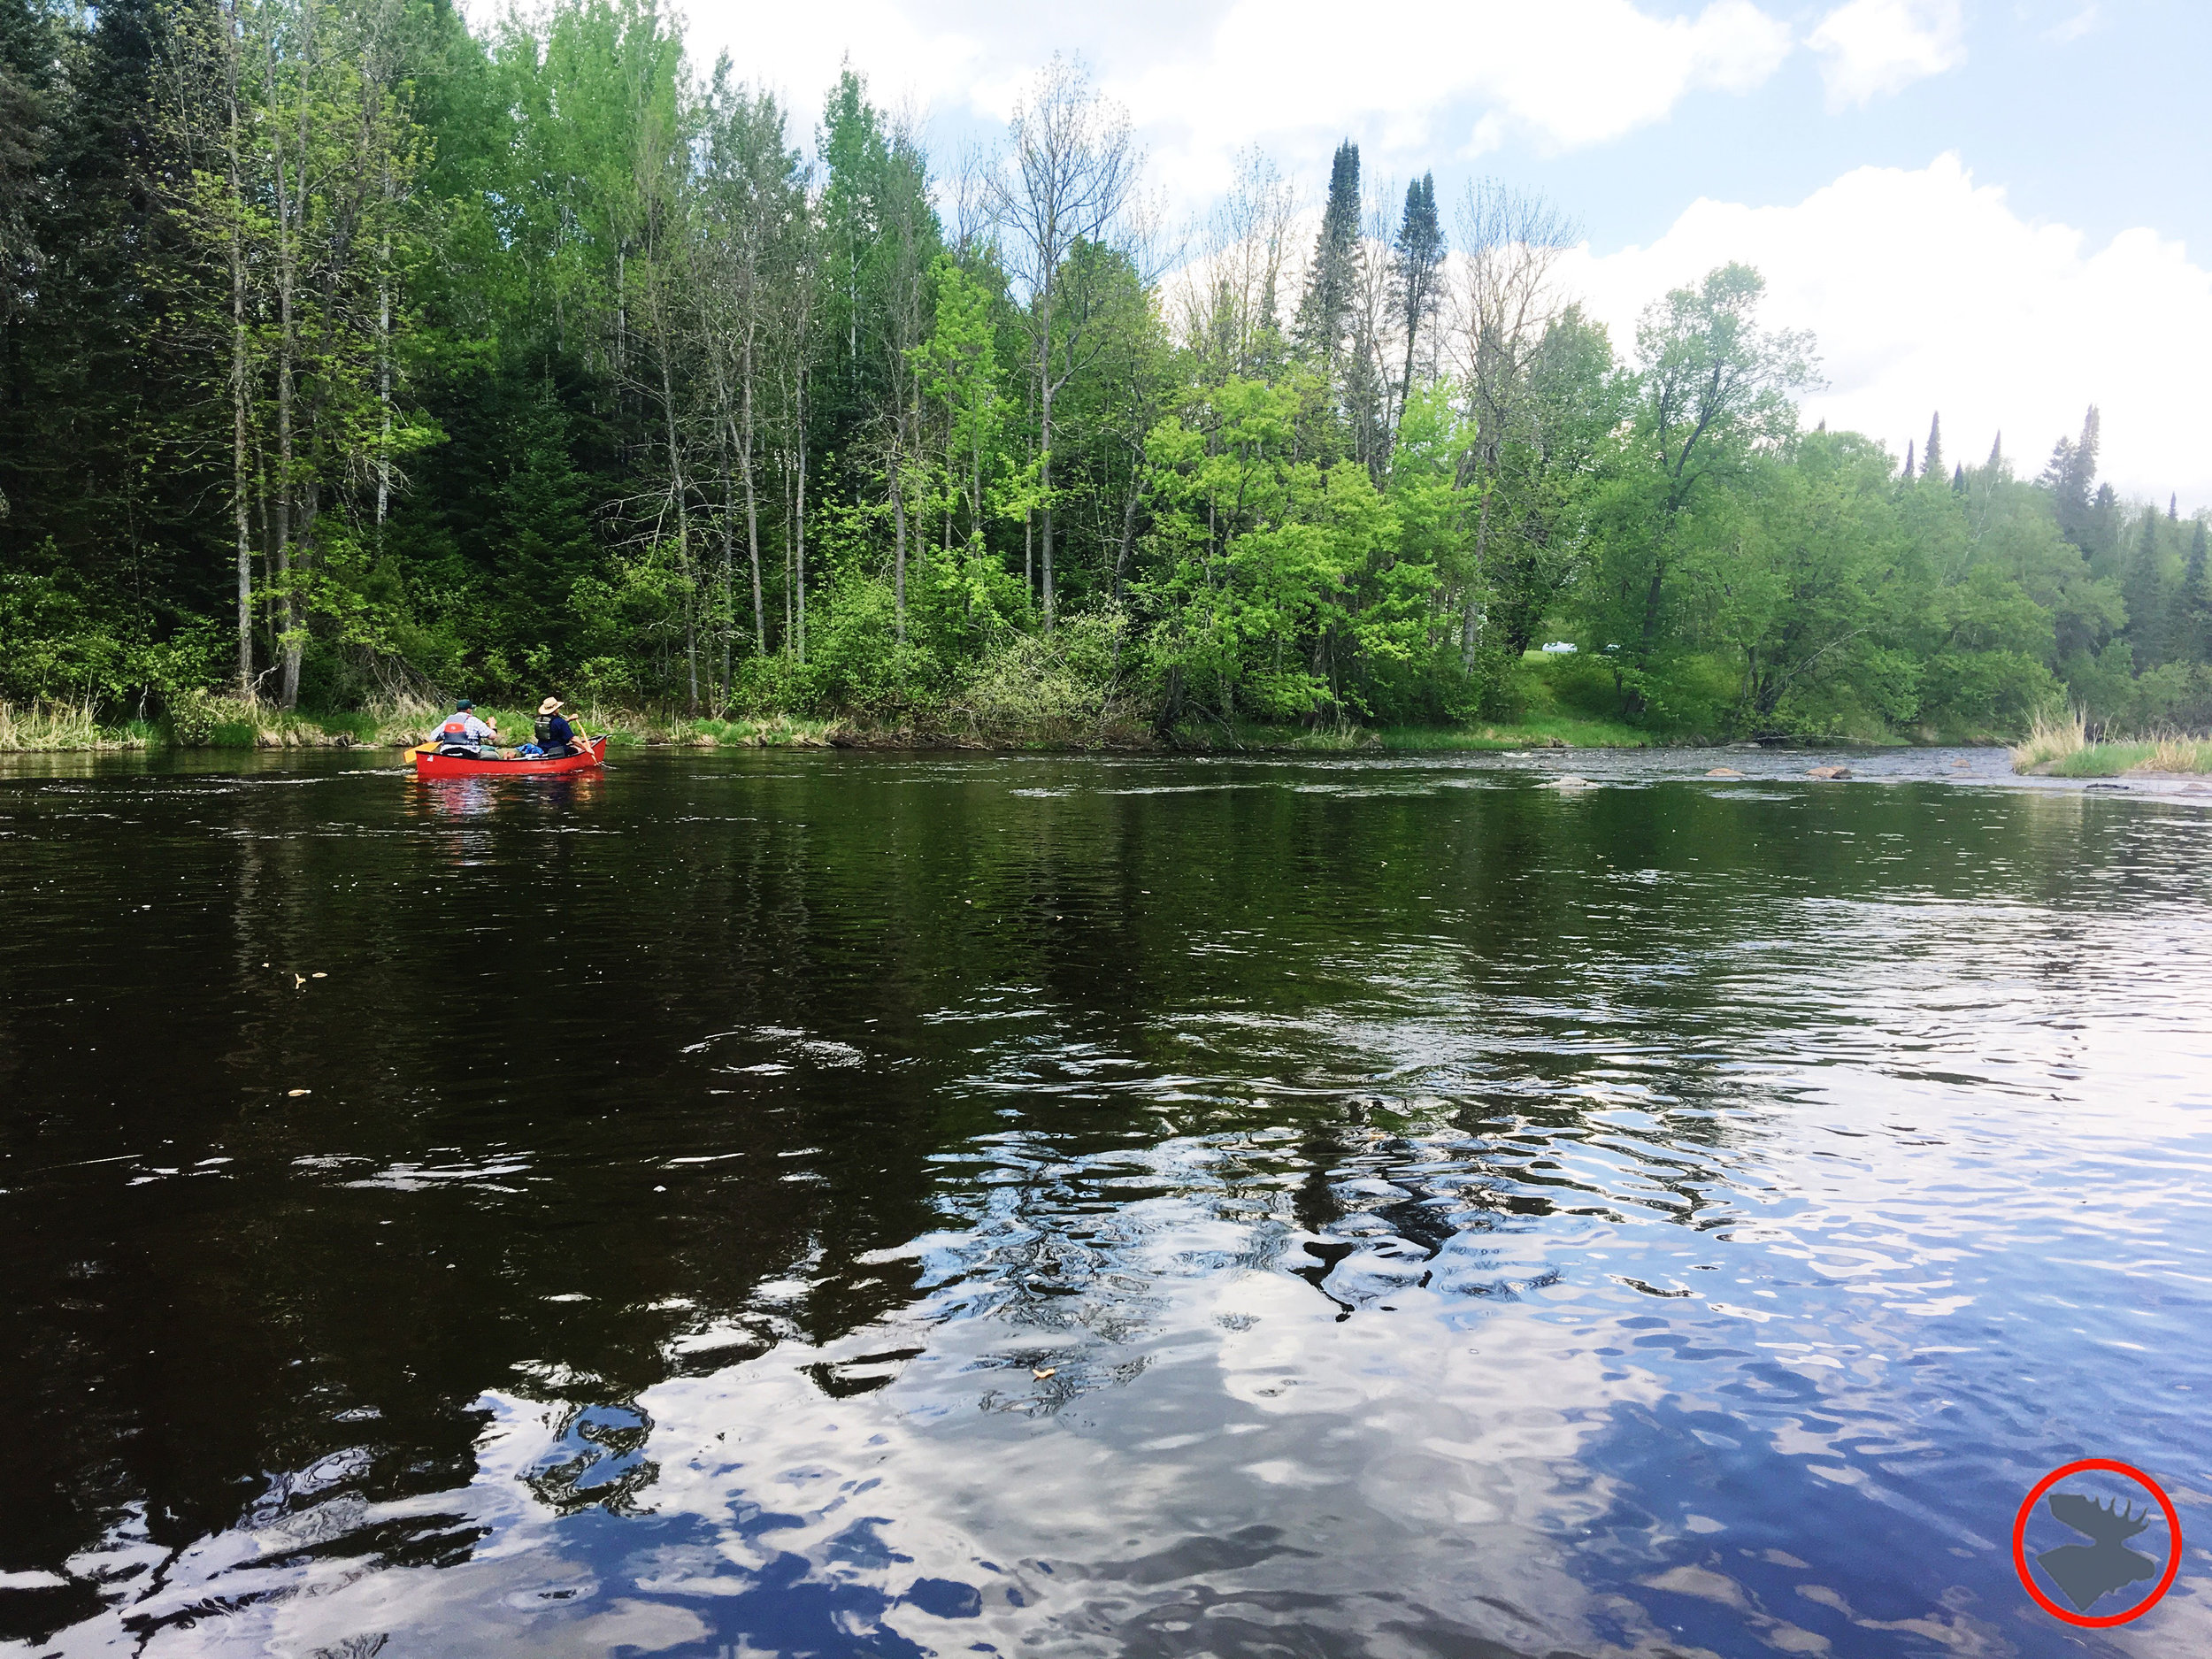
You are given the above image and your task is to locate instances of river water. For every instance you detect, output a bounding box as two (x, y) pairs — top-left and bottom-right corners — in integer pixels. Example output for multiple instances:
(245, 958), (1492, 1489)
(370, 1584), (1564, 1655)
(1, 746), (2208, 1658)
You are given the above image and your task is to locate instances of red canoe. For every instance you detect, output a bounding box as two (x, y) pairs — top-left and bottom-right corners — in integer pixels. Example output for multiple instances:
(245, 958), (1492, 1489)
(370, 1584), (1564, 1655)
(411, 735), (608, 778)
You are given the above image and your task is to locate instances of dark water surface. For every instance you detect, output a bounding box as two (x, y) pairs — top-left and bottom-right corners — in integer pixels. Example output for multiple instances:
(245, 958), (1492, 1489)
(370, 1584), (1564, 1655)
(3, 746), (2208, 1658)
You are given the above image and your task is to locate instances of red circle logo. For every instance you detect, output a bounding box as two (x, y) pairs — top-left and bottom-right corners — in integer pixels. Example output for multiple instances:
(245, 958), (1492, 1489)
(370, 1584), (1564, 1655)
(2012, 1458), (2182, 1627)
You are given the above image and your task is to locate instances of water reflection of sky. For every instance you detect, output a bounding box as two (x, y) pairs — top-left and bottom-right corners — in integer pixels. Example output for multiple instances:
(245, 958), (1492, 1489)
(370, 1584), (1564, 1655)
(3, 750), (2209, 1656)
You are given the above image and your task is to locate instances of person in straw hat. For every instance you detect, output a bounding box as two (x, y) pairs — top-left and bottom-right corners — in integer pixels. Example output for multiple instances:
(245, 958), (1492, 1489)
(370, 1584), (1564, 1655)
(533, 696), (580, 758)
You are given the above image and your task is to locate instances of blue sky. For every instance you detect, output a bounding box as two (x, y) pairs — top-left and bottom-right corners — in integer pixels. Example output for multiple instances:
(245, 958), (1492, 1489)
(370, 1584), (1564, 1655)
(1529, 3), (2208, 250)
(679, 0), (2212, 504)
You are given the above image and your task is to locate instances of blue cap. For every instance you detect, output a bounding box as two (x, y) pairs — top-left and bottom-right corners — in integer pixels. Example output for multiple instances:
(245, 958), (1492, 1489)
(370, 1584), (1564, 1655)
(457, 699), (474, 710)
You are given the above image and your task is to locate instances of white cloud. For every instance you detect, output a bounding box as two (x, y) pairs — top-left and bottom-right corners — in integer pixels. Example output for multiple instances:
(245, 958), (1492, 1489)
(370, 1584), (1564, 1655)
(1123, 1), (1793, 177)
(1808, 0), (1965, 108)
(2046, 5), (2101, 46)
(1563, 155), (2212, 508)
(683, 1), (1794, 200)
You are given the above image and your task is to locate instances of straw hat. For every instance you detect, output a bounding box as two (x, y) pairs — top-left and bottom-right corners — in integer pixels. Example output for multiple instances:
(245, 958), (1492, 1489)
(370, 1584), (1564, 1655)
(538, 696), (564, 716)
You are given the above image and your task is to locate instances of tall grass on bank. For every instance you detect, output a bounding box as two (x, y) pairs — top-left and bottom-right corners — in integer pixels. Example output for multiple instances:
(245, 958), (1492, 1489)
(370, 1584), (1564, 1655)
(0, 701), (148, 751)
(2148, 735), (2212, 772)
(2008, 707), (2086, 771)
(168, 690), (375, 749)
(2012, 707), (2212, 775)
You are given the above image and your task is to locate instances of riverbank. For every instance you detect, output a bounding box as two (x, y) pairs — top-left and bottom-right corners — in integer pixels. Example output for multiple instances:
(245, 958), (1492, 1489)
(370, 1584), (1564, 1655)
(0, 696), (1666, 756)
(4, 690), (2032, 759)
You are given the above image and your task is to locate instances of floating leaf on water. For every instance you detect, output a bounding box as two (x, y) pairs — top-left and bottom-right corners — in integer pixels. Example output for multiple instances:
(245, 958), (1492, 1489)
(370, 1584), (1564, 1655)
(1033, 1367), (1056, 1379)
(287, 1088), (311, 1097)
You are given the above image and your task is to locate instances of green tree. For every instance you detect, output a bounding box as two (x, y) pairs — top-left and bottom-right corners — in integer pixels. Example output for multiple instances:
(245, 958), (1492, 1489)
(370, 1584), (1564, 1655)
(2170, 520), (2210, 667)
(2122, 507), (2169, 667)
(1597, 262), (1816, 711)
(1387, 172), (1443, 437)
(1292, 140), (1359, 380)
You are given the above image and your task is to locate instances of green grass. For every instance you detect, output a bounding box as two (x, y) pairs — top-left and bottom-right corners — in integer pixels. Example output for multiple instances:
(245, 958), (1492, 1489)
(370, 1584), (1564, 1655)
(0, 701), (148, 751)
(311, 711), (380, 742)
(2047, 742), (2156, 777)
(2009, 708), (2086, 772)
(1374, 714), (1654, 751)
(2011, 705), (2212, 775)
(668, 714), (841, 748)
(2040, 738), (2212, 777)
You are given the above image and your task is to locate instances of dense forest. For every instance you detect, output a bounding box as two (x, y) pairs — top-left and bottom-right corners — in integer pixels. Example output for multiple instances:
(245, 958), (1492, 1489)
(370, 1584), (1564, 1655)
(4, 0), (2209, 741)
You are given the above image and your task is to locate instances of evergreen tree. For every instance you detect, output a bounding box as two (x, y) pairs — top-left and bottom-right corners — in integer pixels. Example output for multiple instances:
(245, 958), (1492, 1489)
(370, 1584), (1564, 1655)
(2, 0), (216, 675)
(2123, 508), (2167, 665)
(2175, 521), (2212, 667)
(0, 0), (56, 324)
(1901, 439), (1914, 481)
(2041, 404), (2100, 542)
(1292, 139), (1359, 376)
(1921, 411), (1943, 483)
(1386, 171), (1442, 434)
(1952, 463), (1964, 493)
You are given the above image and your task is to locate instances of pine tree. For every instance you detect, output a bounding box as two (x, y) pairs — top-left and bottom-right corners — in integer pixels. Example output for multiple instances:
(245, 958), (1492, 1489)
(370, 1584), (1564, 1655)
(2041, 404), (2100, 543)
(0, 0), (54, 323)
(1292, 139), (1360, 376)
(2170, 494), (2179, 522)
(1985, 430), (2002, 474)
(2171, 520), (2211, 668)
(2123, 508), (2167, 665)
(1901, 439), (1915, 481)
(1951, 463), (1964, 493)
(1387, 171), (1443, 434)
(1920, 411), (1943, 483)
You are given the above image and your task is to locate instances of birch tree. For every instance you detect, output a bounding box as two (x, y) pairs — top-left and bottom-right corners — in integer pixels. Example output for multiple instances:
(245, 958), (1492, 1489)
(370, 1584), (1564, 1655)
(986, 57), (1138, 629)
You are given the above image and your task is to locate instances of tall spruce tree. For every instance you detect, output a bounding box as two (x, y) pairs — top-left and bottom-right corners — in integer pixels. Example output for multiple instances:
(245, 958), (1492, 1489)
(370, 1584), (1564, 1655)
(2123, 508), (2167, 664)
(1387, 171), (1442, 434)
(2174, 520), (2212, 667)
(1292, 139), (1359, 377)
(2041, 404), (2100, 543)
(1921, 411), (1943, 484)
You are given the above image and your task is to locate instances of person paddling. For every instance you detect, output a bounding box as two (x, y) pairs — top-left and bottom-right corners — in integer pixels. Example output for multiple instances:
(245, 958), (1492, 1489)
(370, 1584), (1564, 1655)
(534, 696), (580, 758)
(430, 698), (501, 757)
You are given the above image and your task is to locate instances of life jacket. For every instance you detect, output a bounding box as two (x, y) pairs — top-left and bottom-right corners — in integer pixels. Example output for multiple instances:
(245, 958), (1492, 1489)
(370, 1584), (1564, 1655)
(437, 715), (487, 754)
